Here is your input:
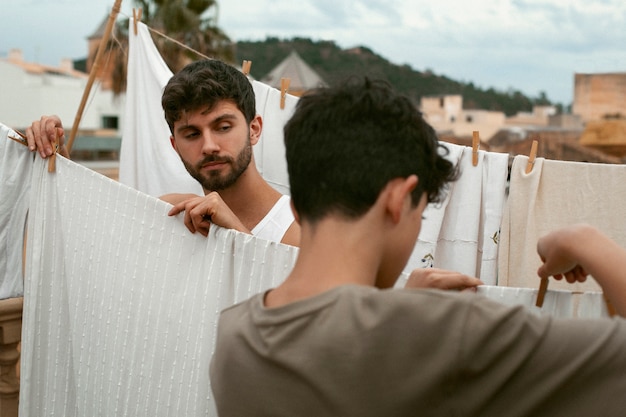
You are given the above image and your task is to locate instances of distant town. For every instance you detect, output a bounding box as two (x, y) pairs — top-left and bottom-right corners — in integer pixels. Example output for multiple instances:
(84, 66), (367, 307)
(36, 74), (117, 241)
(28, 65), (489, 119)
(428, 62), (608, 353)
(2, 16), (625, 180)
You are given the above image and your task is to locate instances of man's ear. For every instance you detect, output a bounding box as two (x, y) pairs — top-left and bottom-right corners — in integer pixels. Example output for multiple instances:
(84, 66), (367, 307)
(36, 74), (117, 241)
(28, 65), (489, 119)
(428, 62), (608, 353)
(170, 135), (177, 151)
(387, 175), (418, 224)
(250, 115), (263, 145)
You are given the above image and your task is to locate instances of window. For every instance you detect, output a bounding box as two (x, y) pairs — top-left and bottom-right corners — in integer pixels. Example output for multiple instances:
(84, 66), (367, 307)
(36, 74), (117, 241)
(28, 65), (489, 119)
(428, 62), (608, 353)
(102, 116), (119, 130)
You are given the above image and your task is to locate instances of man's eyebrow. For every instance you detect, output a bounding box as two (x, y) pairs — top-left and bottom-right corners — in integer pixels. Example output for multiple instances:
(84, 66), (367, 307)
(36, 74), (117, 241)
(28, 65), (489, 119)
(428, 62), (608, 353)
(210, 113), (238, 124)
(175, 112), (239, 134)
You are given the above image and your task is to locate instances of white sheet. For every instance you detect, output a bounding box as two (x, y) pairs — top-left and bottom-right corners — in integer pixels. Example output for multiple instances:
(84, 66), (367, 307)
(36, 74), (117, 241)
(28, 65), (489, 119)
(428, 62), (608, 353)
(20, 155), (298, 417)
(251, 80), (297, 196)
(0, 123), (32, 299)
(118, 19), (202, 197)
(499, 155), (626, 292)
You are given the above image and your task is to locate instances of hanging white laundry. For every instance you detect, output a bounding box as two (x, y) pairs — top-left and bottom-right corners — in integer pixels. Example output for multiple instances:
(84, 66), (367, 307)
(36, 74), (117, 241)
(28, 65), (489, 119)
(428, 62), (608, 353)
(251, 80), (297, 196)
(476, 149), (509, 284)
(118, 19), (202, 197)
(21, 156), (298, 417)
(21, 156), (611, 417)
(499, 155), (626, 292)
(399, 144), (508, 286)
(0, 123), (32, 299)
(434, 146), (483, 278)
(476, 286), (609, 318)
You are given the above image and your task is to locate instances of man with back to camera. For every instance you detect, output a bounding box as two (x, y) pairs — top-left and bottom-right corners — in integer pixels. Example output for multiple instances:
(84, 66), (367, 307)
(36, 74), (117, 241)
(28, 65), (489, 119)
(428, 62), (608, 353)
(209, 77), (626, 416)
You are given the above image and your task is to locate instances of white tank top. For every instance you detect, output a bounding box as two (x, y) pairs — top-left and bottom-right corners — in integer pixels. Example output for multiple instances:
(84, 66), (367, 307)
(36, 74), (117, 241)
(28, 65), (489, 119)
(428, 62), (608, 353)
(251, 195), (294, 243)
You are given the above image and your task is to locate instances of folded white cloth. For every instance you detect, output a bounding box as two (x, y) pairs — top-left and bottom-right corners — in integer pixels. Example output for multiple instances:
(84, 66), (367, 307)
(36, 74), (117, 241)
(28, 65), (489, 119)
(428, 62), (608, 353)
(0, 123), (32, 299)
(499, 155), (626, 292)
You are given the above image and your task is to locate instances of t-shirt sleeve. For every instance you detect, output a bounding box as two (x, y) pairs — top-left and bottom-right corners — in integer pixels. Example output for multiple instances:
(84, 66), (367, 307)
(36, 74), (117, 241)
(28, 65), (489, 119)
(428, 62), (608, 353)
(454, 296), (626, 416)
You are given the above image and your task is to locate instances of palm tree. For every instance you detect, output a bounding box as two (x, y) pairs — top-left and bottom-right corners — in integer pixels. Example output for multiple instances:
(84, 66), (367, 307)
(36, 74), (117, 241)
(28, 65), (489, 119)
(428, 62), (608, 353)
(106, 0), (235, 95)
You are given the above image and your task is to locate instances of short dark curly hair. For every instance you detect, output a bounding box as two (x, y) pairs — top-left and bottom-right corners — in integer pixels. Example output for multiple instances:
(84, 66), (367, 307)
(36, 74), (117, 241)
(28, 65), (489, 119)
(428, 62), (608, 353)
(162, 59), (256, 133)
(284, 77), (459, 223)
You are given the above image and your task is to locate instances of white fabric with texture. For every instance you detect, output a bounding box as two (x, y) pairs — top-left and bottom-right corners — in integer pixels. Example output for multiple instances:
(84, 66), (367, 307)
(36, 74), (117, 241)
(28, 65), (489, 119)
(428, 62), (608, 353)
(0, 123), (32, 299)
(476, 286), (610, 318)
(251, 80), (297, 196)
(499, 155), (626, 292)
(20, 155), (298, 417)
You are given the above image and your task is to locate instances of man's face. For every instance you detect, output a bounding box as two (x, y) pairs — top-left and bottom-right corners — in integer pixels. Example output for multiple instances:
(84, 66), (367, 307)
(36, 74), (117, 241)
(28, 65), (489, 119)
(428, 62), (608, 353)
(170, 101), (259, 192)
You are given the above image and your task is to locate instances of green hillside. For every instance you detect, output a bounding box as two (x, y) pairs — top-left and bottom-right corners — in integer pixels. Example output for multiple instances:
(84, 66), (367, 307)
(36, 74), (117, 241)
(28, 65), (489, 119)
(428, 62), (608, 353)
(235, 37), (554, 117)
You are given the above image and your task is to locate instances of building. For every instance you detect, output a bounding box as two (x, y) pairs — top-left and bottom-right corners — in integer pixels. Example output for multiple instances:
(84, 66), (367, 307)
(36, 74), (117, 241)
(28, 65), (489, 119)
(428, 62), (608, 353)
(573, 72), (626, 123)
(420, 94), (506, 143)
(0, 48), (124, 134)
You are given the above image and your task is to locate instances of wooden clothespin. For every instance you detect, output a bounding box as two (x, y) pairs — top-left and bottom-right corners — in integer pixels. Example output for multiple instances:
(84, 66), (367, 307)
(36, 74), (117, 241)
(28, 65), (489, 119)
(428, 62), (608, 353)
(8, 129), (28, 147)
(472, 131), (480, 166)
(242, 60), (252, 76)
(280, 78), (291, 110)
(47, 128), (60, 173)
(525, 139), (538, 174)
(132, 8), (143, 35)
(535, 277), (549, 307)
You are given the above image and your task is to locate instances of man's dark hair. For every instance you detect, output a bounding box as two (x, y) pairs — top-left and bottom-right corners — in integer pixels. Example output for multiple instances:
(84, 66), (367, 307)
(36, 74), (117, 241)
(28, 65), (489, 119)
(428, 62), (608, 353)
(162, 59), (256, 133)
(284, 77), (458, 223)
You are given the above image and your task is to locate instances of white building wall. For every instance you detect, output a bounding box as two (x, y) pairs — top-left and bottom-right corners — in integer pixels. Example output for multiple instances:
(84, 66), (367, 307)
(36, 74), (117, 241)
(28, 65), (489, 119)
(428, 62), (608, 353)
(0, 59), (124, 132)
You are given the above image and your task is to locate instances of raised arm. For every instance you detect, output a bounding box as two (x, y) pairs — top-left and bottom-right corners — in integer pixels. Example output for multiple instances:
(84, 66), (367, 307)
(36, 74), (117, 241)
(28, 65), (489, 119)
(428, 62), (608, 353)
(537, 224), (626, 317)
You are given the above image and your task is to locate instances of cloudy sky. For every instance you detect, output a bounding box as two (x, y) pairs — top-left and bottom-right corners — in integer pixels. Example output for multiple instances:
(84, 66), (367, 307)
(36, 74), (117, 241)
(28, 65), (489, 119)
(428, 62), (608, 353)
(2, 0), (625, 105)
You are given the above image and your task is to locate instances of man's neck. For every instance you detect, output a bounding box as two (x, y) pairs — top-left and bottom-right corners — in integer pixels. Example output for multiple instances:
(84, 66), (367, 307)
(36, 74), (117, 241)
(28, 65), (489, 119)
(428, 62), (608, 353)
(264, 215), (389, 308)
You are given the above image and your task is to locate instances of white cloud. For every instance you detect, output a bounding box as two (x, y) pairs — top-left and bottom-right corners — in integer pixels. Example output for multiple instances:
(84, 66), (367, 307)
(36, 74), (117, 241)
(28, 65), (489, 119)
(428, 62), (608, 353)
(2, 0), (625, 104)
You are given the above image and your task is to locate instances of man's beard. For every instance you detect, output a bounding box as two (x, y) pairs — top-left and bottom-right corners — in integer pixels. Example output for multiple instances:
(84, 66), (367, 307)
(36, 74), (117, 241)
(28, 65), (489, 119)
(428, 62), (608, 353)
(182, 138), (253, 192)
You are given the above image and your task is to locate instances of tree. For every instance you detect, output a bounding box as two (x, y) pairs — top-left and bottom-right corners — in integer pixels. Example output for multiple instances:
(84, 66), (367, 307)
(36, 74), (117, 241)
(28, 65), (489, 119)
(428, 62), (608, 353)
(108, 0), (235, 94)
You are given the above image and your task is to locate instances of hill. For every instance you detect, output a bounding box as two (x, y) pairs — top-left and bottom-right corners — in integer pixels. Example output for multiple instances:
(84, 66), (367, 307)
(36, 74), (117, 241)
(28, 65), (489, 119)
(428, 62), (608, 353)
(235, 37), (554, 117)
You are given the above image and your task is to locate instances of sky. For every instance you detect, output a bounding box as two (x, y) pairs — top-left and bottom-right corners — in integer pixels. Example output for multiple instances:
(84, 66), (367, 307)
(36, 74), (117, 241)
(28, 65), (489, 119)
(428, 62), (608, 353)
(2, 0), (625, 106)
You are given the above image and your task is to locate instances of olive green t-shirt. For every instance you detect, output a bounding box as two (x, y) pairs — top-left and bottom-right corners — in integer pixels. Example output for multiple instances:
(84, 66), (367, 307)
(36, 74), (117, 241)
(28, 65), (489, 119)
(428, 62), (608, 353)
(210, 285), (626, 416)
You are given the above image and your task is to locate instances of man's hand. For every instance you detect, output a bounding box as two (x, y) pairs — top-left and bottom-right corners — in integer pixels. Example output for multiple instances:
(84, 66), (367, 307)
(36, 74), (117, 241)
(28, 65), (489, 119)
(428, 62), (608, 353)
(25, 115), (69, 159)
(167, 192), (250, 237)
(537, 226), (589, 284)
(405, 268), (483, 292)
